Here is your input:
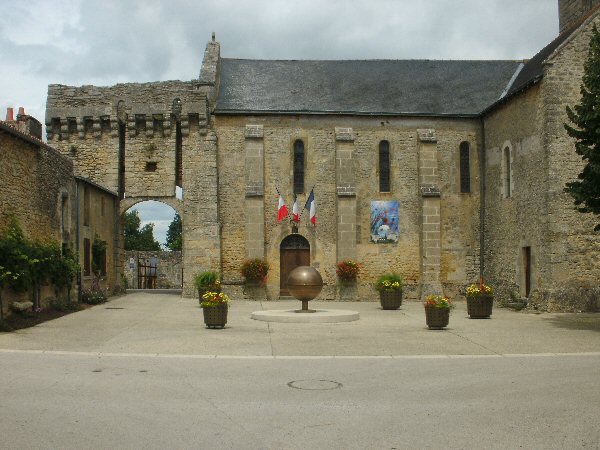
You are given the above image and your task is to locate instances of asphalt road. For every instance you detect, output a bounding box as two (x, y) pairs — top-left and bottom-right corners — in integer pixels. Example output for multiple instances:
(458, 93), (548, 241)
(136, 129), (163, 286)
(1, 351), (599, 449)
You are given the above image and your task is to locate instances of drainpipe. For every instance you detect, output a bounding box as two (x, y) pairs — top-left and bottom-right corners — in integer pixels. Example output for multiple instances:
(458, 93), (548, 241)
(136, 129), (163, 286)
(75, 181), (82, 302)
(479, 117), (486, 281)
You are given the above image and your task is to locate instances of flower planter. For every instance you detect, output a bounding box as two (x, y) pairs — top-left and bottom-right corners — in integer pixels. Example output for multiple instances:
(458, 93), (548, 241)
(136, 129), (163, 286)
(203, 304), (228, 329)
(425, 307), (450, 330)
(379, 290), (403, 310)
(467, 294), (494, 318)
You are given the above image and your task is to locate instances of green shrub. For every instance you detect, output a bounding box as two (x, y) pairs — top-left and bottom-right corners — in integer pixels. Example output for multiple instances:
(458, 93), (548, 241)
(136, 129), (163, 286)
(194, 270), (220, 291)
(49, 298), (83, 312)
(81, 290), (107, 305)
(374, 273), (403, 292)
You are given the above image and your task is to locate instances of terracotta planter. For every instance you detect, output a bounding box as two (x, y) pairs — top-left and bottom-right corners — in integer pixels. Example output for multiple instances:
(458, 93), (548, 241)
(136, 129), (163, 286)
(202, 304), (228, 329)
(425, 307), (450, 329)
(467, 294), (494, 318)
(379, 290), (403, 310)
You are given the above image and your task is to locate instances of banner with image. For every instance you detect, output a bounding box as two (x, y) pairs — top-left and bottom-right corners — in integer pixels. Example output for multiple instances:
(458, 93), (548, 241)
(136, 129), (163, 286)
(370, 201), (399, 243)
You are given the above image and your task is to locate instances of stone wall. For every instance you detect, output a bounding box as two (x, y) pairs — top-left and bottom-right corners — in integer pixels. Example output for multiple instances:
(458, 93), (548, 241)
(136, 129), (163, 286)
(540, 13), (600, 311)
(215, 115), (481, 301)
(76, 178), (120, 295)
(483, 85), (548, 304)
(559, 0), (600, 33)
(483, 13), (600, 312)
(124, 250), (182, 289)
(0, 124), (76, 310)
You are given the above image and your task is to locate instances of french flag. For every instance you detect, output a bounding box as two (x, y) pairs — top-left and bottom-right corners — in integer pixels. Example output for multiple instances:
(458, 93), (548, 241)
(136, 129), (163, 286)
(292, 194), (299, 223)
(277, 193), (289, 222)
(304, 189), (316, 226)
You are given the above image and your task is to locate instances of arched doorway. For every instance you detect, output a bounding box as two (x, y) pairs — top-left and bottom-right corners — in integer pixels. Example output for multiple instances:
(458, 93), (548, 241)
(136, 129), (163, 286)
(280, 234), (310, 296)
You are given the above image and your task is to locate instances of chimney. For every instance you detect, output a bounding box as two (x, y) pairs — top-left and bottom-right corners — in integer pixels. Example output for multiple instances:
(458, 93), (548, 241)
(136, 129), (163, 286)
(6, 107), (14, 121)
(13, 106), (43, 140)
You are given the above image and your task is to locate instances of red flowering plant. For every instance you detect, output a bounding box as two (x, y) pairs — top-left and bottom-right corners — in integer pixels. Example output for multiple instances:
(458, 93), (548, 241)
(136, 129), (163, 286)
(241, 258), (269, 285)
(336, 260), (361, 283)
(423, 294), (453, 310)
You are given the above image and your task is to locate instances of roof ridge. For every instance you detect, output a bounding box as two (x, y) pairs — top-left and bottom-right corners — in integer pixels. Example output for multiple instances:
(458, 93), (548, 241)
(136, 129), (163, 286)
(221, 57), (520, 63)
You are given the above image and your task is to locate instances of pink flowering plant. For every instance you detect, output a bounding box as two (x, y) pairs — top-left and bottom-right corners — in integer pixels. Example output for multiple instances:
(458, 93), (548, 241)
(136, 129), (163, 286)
(423, 294), (453, 310)
(201, 291), (230, 308)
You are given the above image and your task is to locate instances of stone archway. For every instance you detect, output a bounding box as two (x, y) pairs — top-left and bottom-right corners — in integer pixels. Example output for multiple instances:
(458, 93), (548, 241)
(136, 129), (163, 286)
(121, 199), (183, 290)
(280, 234), (310, 296)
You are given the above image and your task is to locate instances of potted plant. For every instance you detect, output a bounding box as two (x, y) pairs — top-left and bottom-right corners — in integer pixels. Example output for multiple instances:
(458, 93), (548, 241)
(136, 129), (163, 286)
(423, 294), (453, 329)
(336, 260), (361, 285)
(466, 281), (494, 318)
(375, 273), (403, 310)
(240, 259), (269, 285)
(194, 270), (221, 304)
(200, 291), (229, 329)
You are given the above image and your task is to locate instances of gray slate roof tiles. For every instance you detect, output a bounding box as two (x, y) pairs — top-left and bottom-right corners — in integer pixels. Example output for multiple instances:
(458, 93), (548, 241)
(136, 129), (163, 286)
(216, 59), (522, 116)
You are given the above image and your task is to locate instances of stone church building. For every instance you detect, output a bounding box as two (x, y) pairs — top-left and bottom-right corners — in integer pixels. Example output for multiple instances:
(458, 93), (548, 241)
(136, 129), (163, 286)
(44, 0), (600, 311)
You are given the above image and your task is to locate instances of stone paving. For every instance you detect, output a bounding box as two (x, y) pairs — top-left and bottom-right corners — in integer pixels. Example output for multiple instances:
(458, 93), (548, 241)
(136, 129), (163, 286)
(1, 292), (599, 357)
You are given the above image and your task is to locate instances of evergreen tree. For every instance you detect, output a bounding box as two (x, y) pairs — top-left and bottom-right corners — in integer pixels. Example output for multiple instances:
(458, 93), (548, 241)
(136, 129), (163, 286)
(564, 24), (600, 231)
(124, 210), (161, 251)
(165, 213), (182, 251)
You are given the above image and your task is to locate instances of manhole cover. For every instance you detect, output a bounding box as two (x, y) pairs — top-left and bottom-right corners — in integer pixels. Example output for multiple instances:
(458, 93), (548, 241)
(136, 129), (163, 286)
(287, 380), (342, 390)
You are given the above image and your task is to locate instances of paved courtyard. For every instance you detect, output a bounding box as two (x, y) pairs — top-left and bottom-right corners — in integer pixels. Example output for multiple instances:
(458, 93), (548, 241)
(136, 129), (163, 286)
(1, 292), (599, 357)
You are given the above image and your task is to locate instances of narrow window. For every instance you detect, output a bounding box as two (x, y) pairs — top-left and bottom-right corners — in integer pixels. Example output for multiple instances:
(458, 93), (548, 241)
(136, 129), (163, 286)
(101, 197), (105, 217)
(504, 147), (511, 198)
(459, 142), (471, 193)
(83, 238), (91, 276)
(61, 193), (68, 240)
(175, 119), (182, 187)
(293, 139), (305, 194)
(523, 246), (531, 298)
(117, 102), (126, 199)
(145, 162), (158, 172)
(379, 140), (391, 192)
(83, 185), (90, 226)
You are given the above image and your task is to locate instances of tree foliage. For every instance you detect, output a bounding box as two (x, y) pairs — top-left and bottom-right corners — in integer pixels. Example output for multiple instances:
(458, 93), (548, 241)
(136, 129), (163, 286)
(564, 24), (600, 231)
(165, 213), (182, 251)
(123, 210), (161, 251)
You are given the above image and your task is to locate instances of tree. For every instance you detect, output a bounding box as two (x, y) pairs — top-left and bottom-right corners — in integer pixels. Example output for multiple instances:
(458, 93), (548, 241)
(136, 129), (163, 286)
(123, 210), (161, 251)
(165, 213), (182, 251)
(564, 24), (600, 231)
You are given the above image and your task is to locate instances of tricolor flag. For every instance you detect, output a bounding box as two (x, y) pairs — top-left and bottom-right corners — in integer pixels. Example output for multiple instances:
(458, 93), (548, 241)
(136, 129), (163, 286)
(304, 189), (316, 226)
(277, 193), (289, 222)
(292, 194), (299, 223)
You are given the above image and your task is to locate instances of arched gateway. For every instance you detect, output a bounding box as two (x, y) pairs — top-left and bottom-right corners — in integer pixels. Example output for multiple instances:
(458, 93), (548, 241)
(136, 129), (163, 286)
(279, 234), (310, 296)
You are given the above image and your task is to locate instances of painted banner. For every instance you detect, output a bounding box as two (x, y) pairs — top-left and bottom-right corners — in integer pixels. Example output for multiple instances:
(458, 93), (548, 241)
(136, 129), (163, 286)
(370, 201), (399, 243)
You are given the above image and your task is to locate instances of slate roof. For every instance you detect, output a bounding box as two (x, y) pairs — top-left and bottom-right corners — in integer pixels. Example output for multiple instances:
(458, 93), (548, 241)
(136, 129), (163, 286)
(216, 59), (522, 116)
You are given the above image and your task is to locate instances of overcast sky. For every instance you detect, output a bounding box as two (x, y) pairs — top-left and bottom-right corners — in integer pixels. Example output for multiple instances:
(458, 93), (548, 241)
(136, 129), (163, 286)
(0, 0), (560, 245)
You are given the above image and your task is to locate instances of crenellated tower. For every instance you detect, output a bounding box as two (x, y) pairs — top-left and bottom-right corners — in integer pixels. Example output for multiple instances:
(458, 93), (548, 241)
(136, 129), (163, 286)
(45, 37), (223, 296)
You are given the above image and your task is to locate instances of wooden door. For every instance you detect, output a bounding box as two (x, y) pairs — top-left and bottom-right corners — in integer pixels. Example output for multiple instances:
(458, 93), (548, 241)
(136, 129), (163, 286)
(280, 248), (310, 296)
